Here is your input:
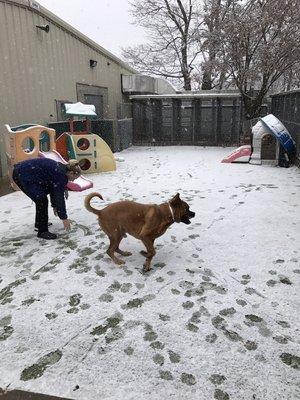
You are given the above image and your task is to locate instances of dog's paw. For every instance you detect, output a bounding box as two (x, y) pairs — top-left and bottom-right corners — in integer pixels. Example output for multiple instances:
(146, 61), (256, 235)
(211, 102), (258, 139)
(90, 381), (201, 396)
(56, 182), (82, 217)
(114, 258), (125, 266)
(143, 262), (151, 272)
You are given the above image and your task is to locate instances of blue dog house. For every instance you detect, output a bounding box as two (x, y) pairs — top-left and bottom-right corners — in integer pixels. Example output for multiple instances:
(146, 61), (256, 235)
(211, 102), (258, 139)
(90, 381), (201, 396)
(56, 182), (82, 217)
(260, 114), (296, 155)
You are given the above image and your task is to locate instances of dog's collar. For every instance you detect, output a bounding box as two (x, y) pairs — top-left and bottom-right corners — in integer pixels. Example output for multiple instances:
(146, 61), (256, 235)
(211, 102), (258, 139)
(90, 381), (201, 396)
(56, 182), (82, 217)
(168, 203), (175, 221)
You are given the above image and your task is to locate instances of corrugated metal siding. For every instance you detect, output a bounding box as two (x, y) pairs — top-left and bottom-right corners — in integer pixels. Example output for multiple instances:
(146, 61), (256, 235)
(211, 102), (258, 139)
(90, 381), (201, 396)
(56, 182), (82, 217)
(0, 0), (133, 177)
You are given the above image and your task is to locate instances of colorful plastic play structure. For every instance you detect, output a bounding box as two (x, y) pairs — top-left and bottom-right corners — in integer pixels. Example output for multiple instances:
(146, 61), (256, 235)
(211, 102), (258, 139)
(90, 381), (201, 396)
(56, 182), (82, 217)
(56, 102), (116, 173)
(4, 102), (116, 191)
(4, 123), (93, 191)
(222, 114), (296, 167)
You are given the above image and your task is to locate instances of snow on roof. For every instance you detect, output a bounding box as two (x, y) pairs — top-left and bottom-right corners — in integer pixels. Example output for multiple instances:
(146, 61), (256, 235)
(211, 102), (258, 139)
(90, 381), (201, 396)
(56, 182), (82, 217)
(130, 92), (241, 100)
(65, 102), (97, 117)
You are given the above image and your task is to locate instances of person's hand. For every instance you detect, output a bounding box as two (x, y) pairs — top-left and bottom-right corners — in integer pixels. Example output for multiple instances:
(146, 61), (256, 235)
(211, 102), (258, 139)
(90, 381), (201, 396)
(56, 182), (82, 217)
(62, 219), (71, 231)
(53, 208), (58, 216)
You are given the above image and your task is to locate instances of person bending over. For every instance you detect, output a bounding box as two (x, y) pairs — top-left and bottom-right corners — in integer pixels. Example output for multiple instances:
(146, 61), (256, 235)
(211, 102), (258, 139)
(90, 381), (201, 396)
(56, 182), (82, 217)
(12, 158), (81, 240)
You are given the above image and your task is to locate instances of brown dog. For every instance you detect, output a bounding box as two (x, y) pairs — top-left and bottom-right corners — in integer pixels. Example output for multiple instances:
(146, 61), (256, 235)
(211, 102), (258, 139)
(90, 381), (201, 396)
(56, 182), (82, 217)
(85, 192), (195, 271)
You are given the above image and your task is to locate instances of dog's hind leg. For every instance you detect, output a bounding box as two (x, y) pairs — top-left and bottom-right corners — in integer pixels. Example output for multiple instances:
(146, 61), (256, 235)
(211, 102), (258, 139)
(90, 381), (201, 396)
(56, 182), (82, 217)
(107, 235), (125, 265)
(115, 230), (131, 256)
(140, 250), (149, 257)
(116, 248), (132, 257)
(141, 237), (155, 271)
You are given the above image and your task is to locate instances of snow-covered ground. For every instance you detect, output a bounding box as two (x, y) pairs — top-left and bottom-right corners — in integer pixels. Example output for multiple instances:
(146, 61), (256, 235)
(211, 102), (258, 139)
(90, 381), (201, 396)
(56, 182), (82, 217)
(0, 146), (299, 400)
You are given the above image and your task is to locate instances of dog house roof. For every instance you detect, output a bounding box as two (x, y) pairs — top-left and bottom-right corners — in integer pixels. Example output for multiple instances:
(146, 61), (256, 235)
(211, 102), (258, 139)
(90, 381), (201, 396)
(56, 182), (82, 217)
(260, 114), (296, 154)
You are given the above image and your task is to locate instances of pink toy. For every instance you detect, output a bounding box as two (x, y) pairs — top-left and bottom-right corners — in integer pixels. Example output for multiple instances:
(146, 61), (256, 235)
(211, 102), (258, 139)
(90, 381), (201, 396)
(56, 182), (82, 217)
(39, 150), (93, 192)
(221, 145), (252, 163)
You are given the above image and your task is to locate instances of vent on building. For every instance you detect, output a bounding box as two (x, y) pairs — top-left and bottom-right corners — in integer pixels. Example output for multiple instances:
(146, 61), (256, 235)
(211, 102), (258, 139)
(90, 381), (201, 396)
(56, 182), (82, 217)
(122, 75), (156, 94)
(122, 74), (176, 95)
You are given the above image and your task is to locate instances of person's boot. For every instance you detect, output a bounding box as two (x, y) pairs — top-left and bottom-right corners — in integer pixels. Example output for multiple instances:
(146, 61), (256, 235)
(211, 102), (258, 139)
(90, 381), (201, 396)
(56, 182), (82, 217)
(37, 231), (57, 240)
(34, 222), (52, 232)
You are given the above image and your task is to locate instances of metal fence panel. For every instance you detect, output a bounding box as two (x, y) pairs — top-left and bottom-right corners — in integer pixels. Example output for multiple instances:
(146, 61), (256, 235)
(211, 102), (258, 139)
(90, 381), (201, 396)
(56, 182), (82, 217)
(271, 90), (300, 159)
(49, 118), (133, 153)
(132, 97), (243, 146)
(117, 119), (133, 151)
(161, 100), (173, 142)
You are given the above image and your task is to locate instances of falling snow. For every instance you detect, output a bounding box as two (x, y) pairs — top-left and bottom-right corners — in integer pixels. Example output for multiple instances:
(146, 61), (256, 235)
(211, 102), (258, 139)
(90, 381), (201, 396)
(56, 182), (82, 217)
(0, 146), (299, 400)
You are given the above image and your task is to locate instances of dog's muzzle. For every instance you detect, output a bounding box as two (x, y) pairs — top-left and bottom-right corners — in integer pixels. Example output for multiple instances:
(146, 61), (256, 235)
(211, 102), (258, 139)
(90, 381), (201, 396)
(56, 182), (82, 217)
(181, 210), (195, 224)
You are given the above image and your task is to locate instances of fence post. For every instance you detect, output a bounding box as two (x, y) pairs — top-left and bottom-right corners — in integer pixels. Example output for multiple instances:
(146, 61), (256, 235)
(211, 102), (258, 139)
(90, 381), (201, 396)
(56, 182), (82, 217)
(232, 98), (238, 145)
(211, 99), (217, 144)
(172, 99), (181, 143)
(152, 99), (162, 143)
(216, 97), (222, 145)
(132, 101), (140, 145)
(193, 99), (202, 143)
(112, 119), (119, 152)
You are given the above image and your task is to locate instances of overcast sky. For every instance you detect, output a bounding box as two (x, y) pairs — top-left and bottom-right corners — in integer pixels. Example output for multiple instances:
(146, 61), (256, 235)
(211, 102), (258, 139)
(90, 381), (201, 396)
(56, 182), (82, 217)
(37, 0), (147, 58)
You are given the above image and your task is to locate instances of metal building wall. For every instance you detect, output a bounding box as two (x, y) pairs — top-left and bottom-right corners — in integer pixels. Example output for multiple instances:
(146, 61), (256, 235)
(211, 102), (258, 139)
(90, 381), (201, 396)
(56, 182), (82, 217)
(0, 0), (134, 177)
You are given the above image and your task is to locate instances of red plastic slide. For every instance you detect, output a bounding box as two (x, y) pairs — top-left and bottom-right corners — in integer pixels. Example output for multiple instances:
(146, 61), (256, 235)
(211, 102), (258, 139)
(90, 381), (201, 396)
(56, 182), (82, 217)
(221, 145), (252, 163)
(39, 150), (93, 192)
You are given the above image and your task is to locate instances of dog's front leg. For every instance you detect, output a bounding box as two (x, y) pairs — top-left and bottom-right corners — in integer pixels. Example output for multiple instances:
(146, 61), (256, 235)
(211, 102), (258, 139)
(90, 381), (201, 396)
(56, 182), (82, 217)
(141, 237), (155, 271)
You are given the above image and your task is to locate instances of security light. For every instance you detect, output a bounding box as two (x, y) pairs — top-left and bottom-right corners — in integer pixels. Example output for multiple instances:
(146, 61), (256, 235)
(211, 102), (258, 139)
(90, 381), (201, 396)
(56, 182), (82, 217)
(36, 24), (50, 33)
(90, 59), (98, 68)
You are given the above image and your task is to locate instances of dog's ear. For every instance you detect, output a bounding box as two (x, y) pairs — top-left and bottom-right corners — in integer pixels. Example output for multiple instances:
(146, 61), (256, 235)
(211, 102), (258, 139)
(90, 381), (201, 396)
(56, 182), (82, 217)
(170, 193), (181, 205)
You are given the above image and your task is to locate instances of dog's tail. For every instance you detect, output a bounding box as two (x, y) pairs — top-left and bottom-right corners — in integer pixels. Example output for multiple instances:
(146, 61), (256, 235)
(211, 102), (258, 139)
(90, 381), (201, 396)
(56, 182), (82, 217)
(84, 192), (104, 215)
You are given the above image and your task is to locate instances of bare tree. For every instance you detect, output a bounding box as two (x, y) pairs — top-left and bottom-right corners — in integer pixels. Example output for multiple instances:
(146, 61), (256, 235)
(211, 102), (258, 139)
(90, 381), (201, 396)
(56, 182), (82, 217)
(218, 0), (300, 118)
(122, 0), (202, 90)
(271, 64), (300, 93)
(201, 0), (221, 90)
(200, 0), (234, 90)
